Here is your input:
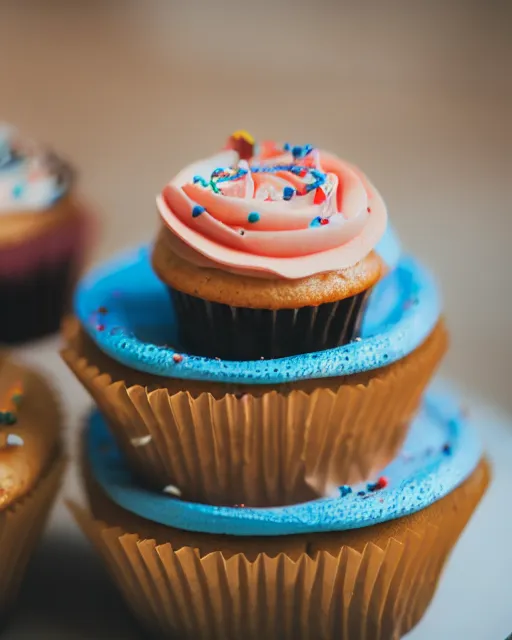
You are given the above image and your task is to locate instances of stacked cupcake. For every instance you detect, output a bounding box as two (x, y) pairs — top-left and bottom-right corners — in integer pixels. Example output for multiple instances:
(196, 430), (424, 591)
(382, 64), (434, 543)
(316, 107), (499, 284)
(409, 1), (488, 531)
(65, 133), (489, 639)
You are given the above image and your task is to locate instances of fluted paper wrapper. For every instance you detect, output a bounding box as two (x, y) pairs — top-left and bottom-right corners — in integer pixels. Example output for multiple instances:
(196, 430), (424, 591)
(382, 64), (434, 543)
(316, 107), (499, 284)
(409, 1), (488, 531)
(72, 458), (489, 640)
(0, 456), (64, 615)
(169, 287), (371, 360)
(63, 325), (447, 506)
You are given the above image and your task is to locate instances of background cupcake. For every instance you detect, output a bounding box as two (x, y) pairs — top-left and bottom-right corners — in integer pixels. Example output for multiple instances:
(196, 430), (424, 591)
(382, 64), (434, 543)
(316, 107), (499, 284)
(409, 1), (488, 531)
(0, 355), (64, 615)
(152, 132), (387, 360)
(0, 124), (92, 344)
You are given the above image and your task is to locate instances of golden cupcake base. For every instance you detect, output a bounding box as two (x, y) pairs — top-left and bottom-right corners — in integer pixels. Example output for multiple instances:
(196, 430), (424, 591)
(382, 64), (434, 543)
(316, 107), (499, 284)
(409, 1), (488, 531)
(72, 456), (489, 640)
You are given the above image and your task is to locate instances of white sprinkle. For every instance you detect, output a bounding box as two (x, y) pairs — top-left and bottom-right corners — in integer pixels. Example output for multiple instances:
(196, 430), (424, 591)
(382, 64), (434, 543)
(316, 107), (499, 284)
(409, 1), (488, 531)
(354, 337), (362, 342)
(130, 435), (152, 447)
(163, 485), (182, 497)
(6, 434), (24, 447)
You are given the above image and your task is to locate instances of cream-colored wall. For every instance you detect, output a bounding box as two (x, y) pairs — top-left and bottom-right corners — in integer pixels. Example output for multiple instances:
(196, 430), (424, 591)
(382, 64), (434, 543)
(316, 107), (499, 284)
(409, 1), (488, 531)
(1, 0), (510, 411)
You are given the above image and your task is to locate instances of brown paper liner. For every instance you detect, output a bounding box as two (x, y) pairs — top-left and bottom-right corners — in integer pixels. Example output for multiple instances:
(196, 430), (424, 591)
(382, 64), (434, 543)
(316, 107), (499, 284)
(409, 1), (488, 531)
(168, 286), (371, 360)
(72, 458), (490, 640)
(0, 454), (64, 615)
(63, 321), (448, 506)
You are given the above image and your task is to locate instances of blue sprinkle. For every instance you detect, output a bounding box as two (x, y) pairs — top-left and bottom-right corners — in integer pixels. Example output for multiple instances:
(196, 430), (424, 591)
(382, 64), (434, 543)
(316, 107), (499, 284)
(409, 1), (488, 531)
(442, 443), (452, 455)
(12, 184), (24, 199)
(193, 175), (202, 183)
(292, 145), (302, 158)
(248, 212), (260, 223)
(357, 490), (366, 497)
(290, 166), (303, 175)
(283, 143), (291, 151)
(340, 485), (352, 498)
(283, 186), (295, 200)
(192, 205), (205, 218)
(309, 216), (322, 228)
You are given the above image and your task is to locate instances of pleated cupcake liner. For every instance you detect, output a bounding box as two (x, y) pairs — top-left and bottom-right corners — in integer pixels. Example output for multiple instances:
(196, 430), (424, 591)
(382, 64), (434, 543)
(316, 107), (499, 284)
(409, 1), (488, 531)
(0, 454), (64, 615)
(62, 323), (447, 507)
(71, 458), (489, 640)
(168, 286), (371, 360)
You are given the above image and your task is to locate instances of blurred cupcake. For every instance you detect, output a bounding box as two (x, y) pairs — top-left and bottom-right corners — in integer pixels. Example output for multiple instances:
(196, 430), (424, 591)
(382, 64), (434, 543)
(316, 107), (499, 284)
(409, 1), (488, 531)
(74, 395), (489, 640)
(0, 355), (64, 614)
(152, 132), (387, 360)
(0, 123), (92, 343)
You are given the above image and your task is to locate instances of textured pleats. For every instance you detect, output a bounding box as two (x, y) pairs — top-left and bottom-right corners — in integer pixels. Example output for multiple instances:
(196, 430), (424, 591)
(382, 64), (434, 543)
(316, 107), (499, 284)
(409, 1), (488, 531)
(0, 456), (64, 615)
(63, 325), (447, 506)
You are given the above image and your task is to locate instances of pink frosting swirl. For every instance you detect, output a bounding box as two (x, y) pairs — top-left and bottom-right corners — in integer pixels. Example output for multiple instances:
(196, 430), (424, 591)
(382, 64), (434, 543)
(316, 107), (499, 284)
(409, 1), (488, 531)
(157, 137), (387, 279)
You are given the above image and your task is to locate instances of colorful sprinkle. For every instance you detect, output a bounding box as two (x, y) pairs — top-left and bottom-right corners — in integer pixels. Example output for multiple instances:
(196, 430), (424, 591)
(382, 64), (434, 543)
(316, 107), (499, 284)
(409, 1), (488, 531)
(192, 205), (205, 218)
(0, 384), (23, 426)
(442, 443), (452, 455)
(340, 485), (352, 498)
(248, 212), (260, 223)
(173, 354), (183, 363)
(314, 188), (327, 205)
(11, 184), (24, 199)
(234, 503), (246, 508)
(367, 207), (372, 213)
(163, 485), (182, 497)
(357, 490), (366, 497)
(98, 306), (108, 314)
(193, 175), (208, 188)
(130, 435), (152, 447)
(368, 476), (389, 492)
(96, 324), (105, 332)
(6, 434), (24, 447)
(283, 186), (295, 200)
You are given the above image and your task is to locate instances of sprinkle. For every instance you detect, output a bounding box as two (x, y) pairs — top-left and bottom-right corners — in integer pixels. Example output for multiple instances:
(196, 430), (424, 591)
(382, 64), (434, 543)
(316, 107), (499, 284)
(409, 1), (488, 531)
(248, 212), (260, 223)
(313, 188), (327, 205)
(98, 306), (108, 314)
(192, 205), (205, 218)
(173, 353), (183, 363)
(12, 184), (24, 199)
(96, 324), (105, 332)
(292, 145), (302, 159)
(296, 186), (308, 196)
(442, 443), (452, 455)
(6, 434), (24, 447)
(193, 175), (209, 188)
(320, 217), (329, 225)
(163, 485), (182, 497)
(0, 384), (23, 426)
(340, 485), (352, 498)
(367, 207), (372, 213)
(283, 143), (291, 151)
(283, 186), (295, 201)
(357, 490), (366, 497)
(368, 476), (388, 492)
(234, 503), (246, 508)
(130, 435), (152, 447)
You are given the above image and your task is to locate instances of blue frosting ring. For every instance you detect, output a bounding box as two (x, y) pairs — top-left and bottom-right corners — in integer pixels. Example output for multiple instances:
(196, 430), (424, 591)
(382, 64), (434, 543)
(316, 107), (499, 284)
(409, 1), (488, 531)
(87, 388), (482, 537)
(74, 232), (441, 385)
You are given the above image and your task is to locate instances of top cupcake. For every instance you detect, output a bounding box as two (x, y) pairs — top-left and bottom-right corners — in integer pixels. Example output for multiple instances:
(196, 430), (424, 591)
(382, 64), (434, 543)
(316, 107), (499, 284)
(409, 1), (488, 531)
(0, 123), (73, 215)
(157, 131), (387, 279)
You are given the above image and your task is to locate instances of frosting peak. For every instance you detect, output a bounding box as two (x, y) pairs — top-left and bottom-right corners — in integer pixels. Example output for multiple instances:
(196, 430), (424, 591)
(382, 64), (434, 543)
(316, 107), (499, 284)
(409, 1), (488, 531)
(0, 123), (73, 214)
(158, 135), (387, 279)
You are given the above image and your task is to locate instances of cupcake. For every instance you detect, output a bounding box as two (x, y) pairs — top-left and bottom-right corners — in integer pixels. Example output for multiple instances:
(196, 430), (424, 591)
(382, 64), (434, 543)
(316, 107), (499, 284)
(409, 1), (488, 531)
(0, 355), (64, 614)
(63, 219), (446, 506)
(152, 132), (387, 360)
(0, 123), (92, 343)
(74, 391), (489, 640)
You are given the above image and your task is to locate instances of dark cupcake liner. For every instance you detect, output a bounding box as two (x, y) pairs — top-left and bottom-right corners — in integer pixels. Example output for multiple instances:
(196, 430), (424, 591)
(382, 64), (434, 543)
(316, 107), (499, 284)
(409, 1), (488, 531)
(0, 258), (78, 344)
(168, 287), (372, 360)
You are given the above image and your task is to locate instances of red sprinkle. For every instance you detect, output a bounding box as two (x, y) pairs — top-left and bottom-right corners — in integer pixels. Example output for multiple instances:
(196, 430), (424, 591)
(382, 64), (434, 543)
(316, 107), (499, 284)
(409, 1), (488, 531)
(320, 218), (329, 225)
(367, 207), (372, 213)
(375, 476), (388, 490)
(234, 503), (246, 508)
(313, 188), (327, 204)
(96, 324), (105, 332)
(98, 306), (108, 314)
(173, 354), (183, 363)
(296, 186), (308, 196)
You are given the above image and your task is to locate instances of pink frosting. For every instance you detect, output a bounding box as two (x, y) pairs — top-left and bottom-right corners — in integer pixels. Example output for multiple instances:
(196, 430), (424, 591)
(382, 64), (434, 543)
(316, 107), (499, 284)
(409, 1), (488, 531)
(157, 139), (387, 279)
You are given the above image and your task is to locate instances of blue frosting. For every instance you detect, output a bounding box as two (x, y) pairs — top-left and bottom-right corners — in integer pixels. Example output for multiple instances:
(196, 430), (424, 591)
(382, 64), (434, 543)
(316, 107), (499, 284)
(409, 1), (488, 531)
(74, 228), (441, 385)
(87, 388), (482, 537)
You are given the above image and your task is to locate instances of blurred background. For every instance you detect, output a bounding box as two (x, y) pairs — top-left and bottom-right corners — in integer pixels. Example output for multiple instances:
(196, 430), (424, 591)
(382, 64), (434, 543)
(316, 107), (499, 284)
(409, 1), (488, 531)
(1, 0), (511, 638)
